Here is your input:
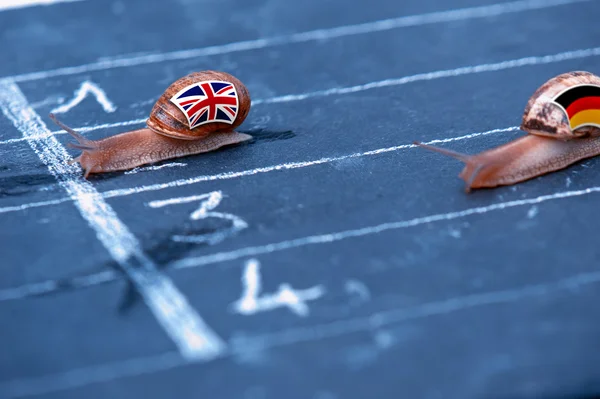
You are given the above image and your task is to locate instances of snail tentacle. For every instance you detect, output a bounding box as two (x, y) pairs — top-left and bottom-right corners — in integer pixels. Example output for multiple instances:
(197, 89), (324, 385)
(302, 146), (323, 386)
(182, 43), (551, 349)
(49, 113), (98, 152)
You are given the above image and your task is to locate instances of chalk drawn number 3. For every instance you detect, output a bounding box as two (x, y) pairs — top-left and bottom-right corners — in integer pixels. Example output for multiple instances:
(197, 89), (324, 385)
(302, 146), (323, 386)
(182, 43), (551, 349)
(149, 191), (248, 245)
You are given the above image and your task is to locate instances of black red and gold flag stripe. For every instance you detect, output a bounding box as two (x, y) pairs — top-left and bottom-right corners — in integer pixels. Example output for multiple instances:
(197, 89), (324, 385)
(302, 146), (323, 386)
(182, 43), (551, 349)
(552, 84), (600, 131)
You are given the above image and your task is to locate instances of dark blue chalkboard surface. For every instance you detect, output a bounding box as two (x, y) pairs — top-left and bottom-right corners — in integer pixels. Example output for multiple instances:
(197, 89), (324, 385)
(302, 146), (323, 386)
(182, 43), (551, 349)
(1, 0), (600, 398)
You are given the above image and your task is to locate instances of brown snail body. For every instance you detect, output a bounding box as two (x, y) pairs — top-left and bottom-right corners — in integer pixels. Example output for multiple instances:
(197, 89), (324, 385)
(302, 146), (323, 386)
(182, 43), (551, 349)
(416, 71), (600, 192)
(50, 70), (252, 178)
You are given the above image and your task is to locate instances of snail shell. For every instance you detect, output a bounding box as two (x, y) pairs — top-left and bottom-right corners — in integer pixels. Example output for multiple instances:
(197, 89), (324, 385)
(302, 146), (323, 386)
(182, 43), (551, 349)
(148, 70), (251, 140)
(522, 71), (600, 139)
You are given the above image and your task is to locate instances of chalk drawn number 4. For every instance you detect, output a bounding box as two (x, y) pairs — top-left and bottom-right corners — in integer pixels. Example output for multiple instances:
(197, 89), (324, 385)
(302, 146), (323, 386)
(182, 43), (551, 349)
(230, 259), (325, 317)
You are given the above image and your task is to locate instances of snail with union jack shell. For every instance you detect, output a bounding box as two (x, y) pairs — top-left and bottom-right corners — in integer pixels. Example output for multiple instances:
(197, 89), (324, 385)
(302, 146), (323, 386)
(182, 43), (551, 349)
(50, 70), (252, 178)
(415, 71), (600, 192)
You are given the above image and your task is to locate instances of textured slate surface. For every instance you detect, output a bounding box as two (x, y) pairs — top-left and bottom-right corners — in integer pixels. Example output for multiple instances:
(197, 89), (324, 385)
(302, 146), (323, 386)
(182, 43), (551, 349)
(1, 0), (600, 398)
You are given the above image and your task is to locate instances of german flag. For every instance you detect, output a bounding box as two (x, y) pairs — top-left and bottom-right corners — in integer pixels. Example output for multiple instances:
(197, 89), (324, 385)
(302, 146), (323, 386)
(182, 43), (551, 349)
(552, 84), (600, 131)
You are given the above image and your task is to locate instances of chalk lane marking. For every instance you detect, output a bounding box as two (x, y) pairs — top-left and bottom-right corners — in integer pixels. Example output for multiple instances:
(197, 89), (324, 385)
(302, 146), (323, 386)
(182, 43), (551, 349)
(170, 186), (600, 270)
(124, 162), (187, 175)
(0, 0), (82, 12)
(2, 269), (599, 398)
(50, 80), (117, 114)
(253, 46), (600, 105)
(0, 80), (225, 360)
(147, 191), (248, 245)
(0, 351), (187, 399)
(0, 270), (118, 302)
(30, 95), (65, 109)
(230, 259), (325, 317)
(235, 269), (600, 350)
(0, 118), (146, 146)
(2, 183), (599, 303)
(0, 126), (518, 216)
(1, 44), (599, 148)
(3, 0), (594, 83)
(99, 126), (520, 198)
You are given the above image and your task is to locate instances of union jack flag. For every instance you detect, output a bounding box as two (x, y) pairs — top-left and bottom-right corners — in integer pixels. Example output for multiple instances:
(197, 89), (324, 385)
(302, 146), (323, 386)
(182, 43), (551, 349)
(170, 81), (239, 129)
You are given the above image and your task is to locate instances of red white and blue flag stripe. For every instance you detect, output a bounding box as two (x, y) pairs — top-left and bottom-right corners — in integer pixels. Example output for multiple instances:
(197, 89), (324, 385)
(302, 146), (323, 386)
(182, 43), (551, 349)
(170, 81), (239, 129)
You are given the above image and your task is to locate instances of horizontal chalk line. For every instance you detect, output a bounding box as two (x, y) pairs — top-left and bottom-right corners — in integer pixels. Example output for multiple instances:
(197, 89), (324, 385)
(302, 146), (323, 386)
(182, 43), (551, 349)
(0, 126), (518, 216)
(2, 44), (598, 148)
(1, 180), (597, 303)
(0, 197), (71, 214)
(169, 186), (600, 270)
(0, 0), (82, 12)
(2, 268), (599, 397)
(124, 162), (187, 175)
(0, 271), (118, 301)
(147, 192), (215, 208)
(0, 351), (187, 398)
(252, 46), (600, 105)
(2, 0), (591, 83)
(101, 127), (520, 198)
(0, 118), (146, 146)
(236, 269), (600, 350)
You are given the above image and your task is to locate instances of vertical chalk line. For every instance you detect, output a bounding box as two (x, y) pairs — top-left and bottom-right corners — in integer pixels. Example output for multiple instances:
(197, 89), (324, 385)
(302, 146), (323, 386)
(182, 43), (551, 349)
(0, 79), (225, 361)
(3, 0), (595, 82)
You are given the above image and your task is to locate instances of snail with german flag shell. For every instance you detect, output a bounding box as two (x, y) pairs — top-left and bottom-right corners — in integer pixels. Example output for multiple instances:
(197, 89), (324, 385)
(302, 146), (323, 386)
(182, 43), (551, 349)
(415, 71), (600, 192)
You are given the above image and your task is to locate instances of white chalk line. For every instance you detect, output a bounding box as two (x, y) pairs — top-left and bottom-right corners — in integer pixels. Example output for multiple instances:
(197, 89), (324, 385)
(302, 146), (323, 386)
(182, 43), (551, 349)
(0, 118), (146, 146)
(0, 125), (518, 218)
(124, 162), (187, 175)
(0, 271), (117, 302)
(2, 43), (599, 148)
(147, 192), (216, 208)
(100, 126), (519, 198)
(170, 186), (600, 270)
(0, 197), (71, 214)
(253, 46), (600, 105)
(3, 268), (599, 398)
(3, 0), (594, 83)
(0, 172), (594, 304)
(0, 351), (187, 398)
(0, 0), (82, 11)
(0, 126), (518, 217)
(0, 80), (225, 361)
(235, 268), (600, 350)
